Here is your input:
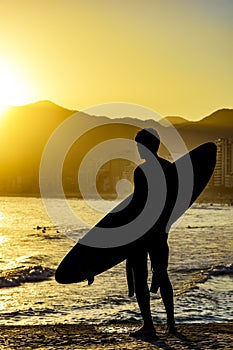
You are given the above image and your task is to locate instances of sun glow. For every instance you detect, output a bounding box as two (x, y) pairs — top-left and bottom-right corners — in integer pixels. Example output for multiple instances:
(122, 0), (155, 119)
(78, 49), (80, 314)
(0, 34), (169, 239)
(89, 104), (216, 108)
(0, 60), (32, 114)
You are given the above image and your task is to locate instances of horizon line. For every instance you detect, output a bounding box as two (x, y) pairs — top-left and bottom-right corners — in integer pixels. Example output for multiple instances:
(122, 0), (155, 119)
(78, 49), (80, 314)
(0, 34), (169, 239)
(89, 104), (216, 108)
(1, 99), (232, 122)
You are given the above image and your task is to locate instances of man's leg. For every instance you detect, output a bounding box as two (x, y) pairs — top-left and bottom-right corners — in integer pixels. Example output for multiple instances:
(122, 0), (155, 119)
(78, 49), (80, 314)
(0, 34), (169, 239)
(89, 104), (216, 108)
(159, 269), (175, 332)
(149, 233), (176, 332)
(128, 249), (156, 336)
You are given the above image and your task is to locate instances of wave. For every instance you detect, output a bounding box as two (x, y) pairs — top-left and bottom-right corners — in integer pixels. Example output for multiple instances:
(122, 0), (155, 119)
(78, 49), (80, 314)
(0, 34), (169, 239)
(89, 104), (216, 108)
(196, 263), (233, 287)
(172, 263), (233, 295)
(173, 263), (233, 276)
(208, 263), (233, 276)
(186, 225), (214, 229)
(65, 227), (91, 241)
(192, 204), (225, 210)
(0, 265), (54, 288)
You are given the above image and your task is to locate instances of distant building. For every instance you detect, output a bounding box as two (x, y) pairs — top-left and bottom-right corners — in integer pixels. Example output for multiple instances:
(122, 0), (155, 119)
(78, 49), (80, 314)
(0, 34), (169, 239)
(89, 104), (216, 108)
(77, 155), (135, 197)
(214, 138), (233, 187)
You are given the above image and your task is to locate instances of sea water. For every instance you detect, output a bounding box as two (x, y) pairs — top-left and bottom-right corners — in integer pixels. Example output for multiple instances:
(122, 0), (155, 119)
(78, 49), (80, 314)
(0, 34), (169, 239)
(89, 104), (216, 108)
(0, 197), (232, 325)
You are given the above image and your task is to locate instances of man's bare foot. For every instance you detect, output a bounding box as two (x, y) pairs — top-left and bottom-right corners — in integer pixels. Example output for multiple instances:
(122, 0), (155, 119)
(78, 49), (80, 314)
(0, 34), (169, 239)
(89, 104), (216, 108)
(129, 325), (157, 338)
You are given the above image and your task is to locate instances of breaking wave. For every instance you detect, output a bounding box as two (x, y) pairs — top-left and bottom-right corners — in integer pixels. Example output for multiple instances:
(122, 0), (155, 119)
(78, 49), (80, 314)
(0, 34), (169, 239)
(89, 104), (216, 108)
(208, 263), (233, 276)
(0, 265), (54, 288)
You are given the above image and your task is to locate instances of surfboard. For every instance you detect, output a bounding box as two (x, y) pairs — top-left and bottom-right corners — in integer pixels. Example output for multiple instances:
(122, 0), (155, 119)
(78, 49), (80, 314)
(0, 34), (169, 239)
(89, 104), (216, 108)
(55, 142), (217, 284)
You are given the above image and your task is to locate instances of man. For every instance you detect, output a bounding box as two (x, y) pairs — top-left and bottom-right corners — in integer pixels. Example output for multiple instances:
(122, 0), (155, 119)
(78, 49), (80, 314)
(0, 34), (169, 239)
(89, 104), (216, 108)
(126, 128), (177, 337)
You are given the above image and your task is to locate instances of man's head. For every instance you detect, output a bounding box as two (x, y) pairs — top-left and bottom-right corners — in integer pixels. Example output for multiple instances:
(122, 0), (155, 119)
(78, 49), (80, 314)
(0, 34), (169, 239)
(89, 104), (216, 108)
(135, 128), (160, 158)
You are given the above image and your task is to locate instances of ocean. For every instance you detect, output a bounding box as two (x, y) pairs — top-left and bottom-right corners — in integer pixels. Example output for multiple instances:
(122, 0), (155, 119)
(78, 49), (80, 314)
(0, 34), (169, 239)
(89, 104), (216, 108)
(0, 197), (232, 326)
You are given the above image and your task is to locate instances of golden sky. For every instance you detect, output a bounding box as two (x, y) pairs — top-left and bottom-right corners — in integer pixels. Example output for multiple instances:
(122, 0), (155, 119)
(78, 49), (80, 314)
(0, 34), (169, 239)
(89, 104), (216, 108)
(0, 0), (232, 120)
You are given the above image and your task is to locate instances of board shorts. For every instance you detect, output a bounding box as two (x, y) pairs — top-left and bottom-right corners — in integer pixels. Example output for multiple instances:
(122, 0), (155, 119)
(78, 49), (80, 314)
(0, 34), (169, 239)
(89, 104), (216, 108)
(126, 231), (169, 296)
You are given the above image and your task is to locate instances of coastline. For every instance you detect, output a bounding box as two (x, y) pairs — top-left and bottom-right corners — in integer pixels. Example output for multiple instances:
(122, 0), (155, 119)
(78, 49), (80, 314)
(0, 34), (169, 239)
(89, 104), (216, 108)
(0, 323), (232, 349)
(1, 187), (233, 205)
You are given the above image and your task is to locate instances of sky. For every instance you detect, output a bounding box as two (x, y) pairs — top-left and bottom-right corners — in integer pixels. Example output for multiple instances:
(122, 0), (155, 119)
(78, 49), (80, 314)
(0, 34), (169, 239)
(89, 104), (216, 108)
(0, 0), (232, 120)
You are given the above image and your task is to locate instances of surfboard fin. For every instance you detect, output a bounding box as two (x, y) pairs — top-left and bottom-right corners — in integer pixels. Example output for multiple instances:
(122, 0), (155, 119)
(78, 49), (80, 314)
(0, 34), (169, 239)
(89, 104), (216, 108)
(87, 276), (94, 285)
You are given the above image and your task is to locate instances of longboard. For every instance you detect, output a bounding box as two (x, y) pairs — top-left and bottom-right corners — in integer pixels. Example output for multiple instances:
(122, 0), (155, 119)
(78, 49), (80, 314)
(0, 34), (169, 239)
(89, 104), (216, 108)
(55, 142), (216, 284)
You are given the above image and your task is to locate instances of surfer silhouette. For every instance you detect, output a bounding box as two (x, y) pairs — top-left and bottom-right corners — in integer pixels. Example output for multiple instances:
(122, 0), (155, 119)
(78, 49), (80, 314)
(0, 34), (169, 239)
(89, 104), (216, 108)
(55, 127), (217, 337)
(126, 128), (177, 337)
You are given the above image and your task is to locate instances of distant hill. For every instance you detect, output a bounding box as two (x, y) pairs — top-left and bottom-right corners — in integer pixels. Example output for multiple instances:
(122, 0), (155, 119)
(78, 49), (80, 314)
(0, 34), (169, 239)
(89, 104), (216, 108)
(176, 108), (233, 148)
(0, 100), (75, 150)
(164, 116), (189, 125)
(0, 101), (232, 196)
(199, 108), (233, 127)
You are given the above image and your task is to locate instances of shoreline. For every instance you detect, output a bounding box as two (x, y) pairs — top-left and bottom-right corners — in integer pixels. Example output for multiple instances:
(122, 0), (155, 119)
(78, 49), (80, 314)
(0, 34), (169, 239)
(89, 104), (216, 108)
(0, 192), (233, 205)
(0, 323), (232, 349)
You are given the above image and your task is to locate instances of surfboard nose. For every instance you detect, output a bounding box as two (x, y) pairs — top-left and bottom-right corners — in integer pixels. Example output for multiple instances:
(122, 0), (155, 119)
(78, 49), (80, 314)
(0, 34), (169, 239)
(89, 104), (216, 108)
(55, 261), (73, 284)
(55, 254), (81, 284)
(55, 244), (89, 284)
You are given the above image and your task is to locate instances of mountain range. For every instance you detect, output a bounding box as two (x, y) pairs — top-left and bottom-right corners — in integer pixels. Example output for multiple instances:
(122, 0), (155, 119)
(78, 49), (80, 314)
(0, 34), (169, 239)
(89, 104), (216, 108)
(0, 101), (232, 196)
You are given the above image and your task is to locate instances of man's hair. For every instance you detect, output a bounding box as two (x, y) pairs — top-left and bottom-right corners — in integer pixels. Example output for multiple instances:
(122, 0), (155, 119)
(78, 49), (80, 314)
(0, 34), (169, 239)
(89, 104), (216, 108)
(135, 128), (160, 153)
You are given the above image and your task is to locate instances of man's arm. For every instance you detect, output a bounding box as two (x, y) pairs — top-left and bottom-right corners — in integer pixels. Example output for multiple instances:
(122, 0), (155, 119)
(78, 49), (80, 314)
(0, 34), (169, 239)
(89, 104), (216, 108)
(97, 166), (148, 228)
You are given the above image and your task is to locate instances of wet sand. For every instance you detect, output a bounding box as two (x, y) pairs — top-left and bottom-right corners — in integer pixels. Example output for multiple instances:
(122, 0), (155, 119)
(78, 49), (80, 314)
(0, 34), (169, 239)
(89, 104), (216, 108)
(0, 323), (232, 349)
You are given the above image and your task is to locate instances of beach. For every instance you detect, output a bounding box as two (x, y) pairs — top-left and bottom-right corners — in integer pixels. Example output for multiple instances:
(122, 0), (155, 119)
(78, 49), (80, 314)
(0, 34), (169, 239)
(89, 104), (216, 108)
(0, 197), (232, 349)
(0, 323), (232, 349)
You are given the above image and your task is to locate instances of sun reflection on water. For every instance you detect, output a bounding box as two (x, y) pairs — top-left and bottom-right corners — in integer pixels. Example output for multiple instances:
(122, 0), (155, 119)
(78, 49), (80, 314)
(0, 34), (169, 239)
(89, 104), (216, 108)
(0, 235), (7, 245)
